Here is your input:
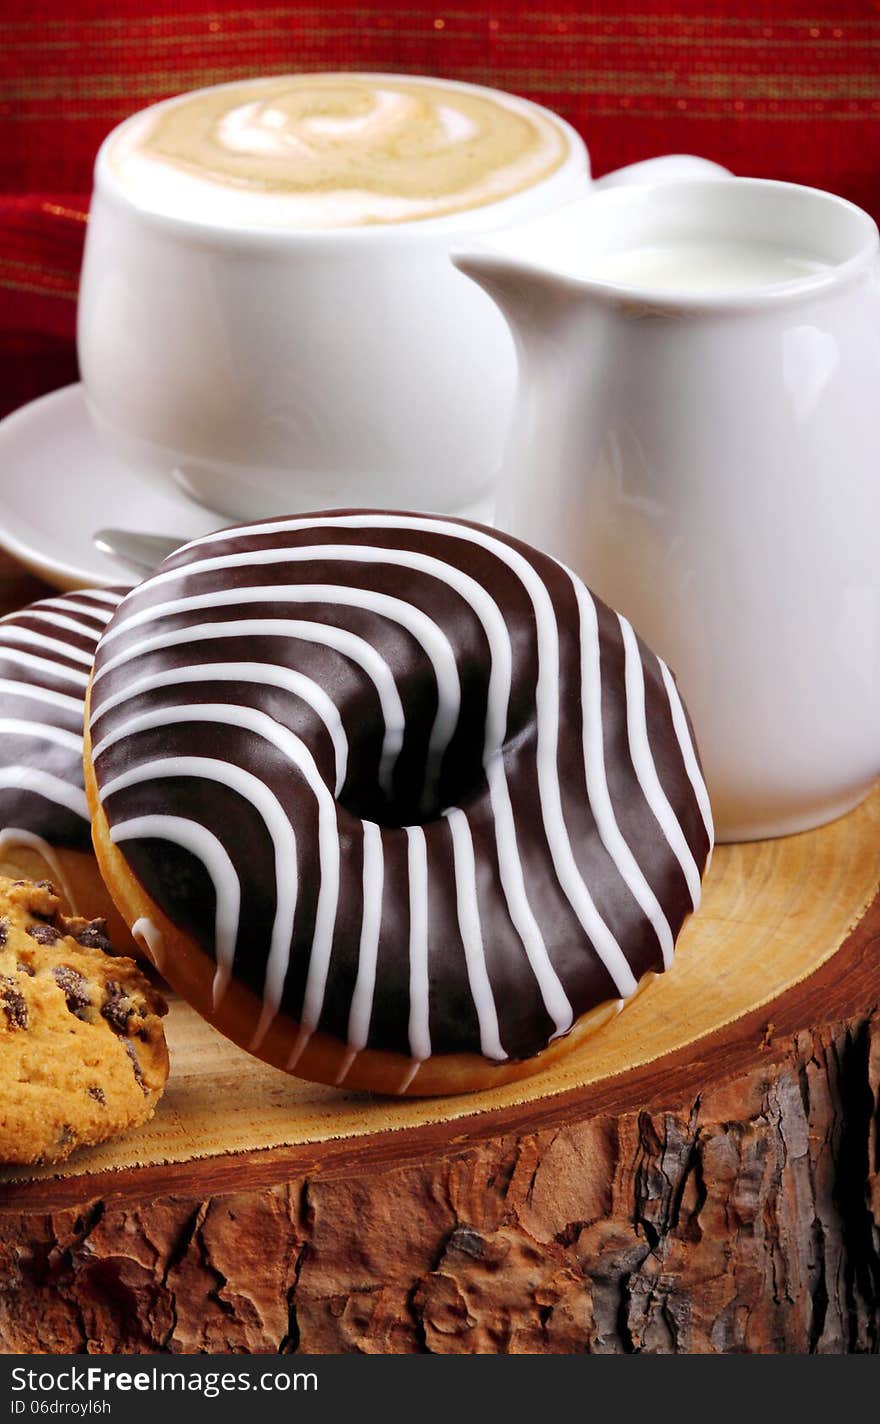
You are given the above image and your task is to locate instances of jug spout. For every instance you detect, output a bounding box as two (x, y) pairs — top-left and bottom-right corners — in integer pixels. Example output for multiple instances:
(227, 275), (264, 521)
(451, 243), (583, 342)
(451, 191), (616, 338)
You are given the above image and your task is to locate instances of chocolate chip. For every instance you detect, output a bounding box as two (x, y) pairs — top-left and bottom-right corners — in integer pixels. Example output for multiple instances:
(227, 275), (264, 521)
(16, 961), (35, 977)
(36, 880), (56, 893)
(75, 920), (114, 954)
(449, 1226), (486, 1260)
(0, 922), (7, 947)
(27, 922), (60, 945)
(87, 1085), (106, 1104)
(52, 965), (92, 1018)
(1, 976), (27, 1030)
(124, 1040), (148, 1095)
(101, 980), (134, 1033)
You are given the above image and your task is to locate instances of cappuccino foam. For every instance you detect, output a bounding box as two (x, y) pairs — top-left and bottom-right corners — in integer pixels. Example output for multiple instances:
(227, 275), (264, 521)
(106, 74), (570, 229)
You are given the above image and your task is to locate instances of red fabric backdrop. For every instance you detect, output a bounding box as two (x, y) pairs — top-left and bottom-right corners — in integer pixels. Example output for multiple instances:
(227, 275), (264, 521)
(3, 0), (880, 419)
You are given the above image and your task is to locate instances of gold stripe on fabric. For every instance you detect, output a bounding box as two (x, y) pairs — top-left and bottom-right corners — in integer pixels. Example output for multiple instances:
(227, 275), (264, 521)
(1, 257), (80, 282)
(518, 9), (880, 25)
(5, 105), (874, 124)
(0, 276), (77, 300)
(5, 67), (880, 102)
(0, 6), (480, 32)
(5, 28), (880, 52)
(1, 25), (491, 51)
(517, 32), (880, 48)
(39, 202), (89, 222)
(0, 8), (878, 31)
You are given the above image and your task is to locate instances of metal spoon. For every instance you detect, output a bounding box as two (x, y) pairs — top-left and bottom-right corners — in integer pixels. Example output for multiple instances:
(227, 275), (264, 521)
(93, 528), (181, 575)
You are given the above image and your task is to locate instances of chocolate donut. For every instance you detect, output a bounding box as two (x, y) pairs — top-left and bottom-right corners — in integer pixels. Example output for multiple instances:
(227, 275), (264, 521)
(85, 512), (713, 1094)
(0, 587), (133, 946)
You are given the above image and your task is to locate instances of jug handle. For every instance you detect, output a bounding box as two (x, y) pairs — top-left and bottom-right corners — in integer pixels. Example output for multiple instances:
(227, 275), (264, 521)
(593, 155), (731, 190)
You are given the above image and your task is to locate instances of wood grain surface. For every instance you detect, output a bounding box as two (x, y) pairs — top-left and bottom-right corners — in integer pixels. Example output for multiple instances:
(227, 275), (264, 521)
(0, 780), (876, 1199)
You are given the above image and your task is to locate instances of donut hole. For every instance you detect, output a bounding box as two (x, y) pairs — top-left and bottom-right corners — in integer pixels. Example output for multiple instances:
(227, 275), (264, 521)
(337, 718), (491, 828)
(331, 663), (492, 825)
(332, 635), (520, 828)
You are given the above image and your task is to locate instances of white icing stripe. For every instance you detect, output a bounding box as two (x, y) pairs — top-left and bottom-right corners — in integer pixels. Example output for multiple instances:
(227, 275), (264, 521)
(618, 615), (703, 909)
(0, 626), (94, 667)
(483, 753), (572, 1035)
(0, 678), (83, 716)
(171, 514), (639, 997)
(0, 828), (81, 910)
(445, 808), (505, 1060)
(17, 609), (109, 640)
(0, 646), (89, 688)
(0, 768), (88, 820)
(112, 816), (240, 1004)
(406, 824), (431, 1063)
(442, 531), (638, 997)
(659, 659), (715, 849)
(117, 527), (581, 1032)
(94, 700), (340, 1048)
(0, 589), (134, 865)
(397, 1060), (421, 1094)
(0, 591), (121, 854)
(111, 542), (516, 754)
(91, 618), (405, 798)
(132, 916), (165, 970)
(573, 580), (675, 968)
(102, 580), (462, 805)
(345, 819), (384, 1052)
(0, 717), (83, 755)
(107, 555), (580, 1034)
(127, 544), (503, 754)
(77, 589), (125, 607)
(28, 597), (118, 622)
(100, 757), (298, 1030)
(333, 1046), (359, 1086)
(285, 1024), (313, 1071)
(91, 661), (349, 796)
(113, 535), (583, 1025)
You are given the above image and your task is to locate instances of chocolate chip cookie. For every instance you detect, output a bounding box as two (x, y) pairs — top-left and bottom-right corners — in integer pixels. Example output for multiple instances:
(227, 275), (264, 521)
(0, 877), (169, 1165)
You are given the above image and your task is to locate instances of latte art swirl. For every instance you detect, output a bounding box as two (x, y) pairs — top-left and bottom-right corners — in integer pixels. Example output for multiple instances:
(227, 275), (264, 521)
(106, 75), (570, 228)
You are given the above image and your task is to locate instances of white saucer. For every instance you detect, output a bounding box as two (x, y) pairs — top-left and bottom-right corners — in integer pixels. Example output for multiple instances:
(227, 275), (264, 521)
(0, 384), (226, 589)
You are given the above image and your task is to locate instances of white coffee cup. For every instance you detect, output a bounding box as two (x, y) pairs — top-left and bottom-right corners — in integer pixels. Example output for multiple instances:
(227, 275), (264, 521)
(77, 73), (723, 524)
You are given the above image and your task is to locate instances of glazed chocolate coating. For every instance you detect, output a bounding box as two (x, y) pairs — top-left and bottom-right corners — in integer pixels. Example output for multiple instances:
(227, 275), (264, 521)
(0, 589), (127, 852)
(89, 513), (713, 1064)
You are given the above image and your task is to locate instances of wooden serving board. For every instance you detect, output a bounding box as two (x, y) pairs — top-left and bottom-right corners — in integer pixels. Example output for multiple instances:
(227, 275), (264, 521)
(0, 556), (878, 1354)
(1, 787), (877, 1188)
